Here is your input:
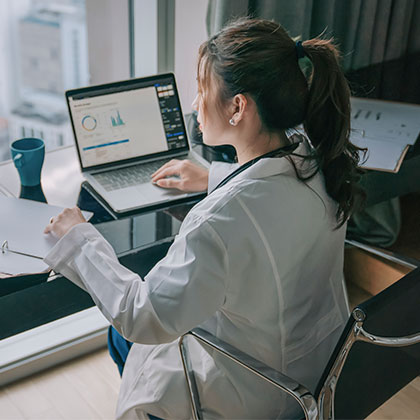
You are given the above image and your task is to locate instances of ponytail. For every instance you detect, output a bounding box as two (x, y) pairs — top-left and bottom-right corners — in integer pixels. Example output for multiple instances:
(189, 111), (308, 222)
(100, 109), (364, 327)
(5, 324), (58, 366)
(302, 38), (364, 226)
(198, 18), (364, 226)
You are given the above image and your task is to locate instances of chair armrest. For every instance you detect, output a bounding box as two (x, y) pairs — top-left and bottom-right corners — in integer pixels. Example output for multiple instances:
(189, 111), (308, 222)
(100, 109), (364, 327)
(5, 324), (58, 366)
(352, 314), (420, 347)
(345, 239), (420, 270)
(179, 328), (318, 420)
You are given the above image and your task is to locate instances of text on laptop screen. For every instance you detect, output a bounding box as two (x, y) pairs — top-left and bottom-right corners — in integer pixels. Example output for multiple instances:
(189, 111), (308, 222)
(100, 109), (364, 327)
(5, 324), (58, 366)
(68, 78), (187, 168)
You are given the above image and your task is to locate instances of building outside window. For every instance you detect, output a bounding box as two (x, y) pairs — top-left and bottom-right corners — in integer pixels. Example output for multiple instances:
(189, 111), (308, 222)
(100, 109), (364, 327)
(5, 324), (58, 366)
(0, 0), (89, 162)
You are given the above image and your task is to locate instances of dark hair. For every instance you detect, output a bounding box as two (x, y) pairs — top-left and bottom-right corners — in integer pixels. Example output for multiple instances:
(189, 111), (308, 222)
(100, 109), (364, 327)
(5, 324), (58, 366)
(197, 17), (364, 226)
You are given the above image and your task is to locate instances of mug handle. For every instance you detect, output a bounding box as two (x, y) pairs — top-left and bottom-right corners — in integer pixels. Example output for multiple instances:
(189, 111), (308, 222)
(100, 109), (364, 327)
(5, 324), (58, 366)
(13, 153), (24, 168)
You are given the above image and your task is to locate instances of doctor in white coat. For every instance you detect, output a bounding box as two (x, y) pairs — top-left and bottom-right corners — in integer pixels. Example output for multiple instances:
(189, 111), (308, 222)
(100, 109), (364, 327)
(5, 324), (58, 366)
(44, 18), (363, 419)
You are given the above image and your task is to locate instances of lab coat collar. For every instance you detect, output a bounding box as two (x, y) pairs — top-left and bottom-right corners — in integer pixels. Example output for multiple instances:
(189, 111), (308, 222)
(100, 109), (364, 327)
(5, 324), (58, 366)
(231, 137), (313, 183)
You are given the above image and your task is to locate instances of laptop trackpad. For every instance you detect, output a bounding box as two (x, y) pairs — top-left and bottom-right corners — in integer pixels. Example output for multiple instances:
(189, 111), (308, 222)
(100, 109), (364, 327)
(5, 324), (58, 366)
(136, 183), (187, 200)
(107, 183), (187, 213)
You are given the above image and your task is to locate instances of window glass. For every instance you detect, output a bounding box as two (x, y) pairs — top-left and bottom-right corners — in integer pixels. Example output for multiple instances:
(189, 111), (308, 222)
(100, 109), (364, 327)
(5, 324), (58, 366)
(131, 0), (207, 114)
(0, 0), (88, 162)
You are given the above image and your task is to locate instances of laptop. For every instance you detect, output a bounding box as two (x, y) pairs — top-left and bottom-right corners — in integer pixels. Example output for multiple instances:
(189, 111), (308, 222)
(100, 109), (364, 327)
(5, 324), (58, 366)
(66, 73), (209, 213)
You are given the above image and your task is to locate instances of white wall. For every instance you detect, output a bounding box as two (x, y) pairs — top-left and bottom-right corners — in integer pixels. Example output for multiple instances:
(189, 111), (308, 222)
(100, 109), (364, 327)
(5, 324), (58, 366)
(174, 0), (208, 114)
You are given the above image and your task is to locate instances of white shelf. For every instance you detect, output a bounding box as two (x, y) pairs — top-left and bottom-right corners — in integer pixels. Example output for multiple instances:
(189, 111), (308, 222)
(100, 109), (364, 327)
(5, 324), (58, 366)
(0, 306), (109, 386)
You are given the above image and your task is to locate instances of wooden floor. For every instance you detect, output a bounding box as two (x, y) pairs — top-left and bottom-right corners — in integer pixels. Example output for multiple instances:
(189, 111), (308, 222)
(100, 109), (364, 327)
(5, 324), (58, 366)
(0, 349), (120, 420)
(0, 344), (419, 419)
(369, 377), (420, 419)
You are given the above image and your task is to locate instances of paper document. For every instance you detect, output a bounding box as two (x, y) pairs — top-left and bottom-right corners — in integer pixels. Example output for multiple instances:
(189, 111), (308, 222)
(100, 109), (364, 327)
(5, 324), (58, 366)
(350, 97), (420, 172)
(351, 97), (420, 145)
(0, 196), (92, 276)
(350, 134), (410, 173)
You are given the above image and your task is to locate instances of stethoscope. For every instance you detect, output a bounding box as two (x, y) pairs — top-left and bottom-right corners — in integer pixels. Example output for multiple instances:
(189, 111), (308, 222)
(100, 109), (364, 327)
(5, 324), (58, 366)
(212, 140), (301, 192)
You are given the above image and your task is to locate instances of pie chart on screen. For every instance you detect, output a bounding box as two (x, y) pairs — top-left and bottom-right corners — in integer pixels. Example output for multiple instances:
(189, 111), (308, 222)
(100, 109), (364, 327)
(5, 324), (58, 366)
(82, 115), (97, 131)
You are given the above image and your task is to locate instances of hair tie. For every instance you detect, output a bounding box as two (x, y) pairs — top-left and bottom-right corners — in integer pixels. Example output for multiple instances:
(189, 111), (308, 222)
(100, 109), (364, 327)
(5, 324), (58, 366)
(295, 41), (306, 59)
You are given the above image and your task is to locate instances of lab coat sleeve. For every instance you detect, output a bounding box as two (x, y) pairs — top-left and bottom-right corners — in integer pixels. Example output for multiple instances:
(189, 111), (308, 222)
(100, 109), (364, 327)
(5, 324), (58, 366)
(44, 216), (229, 344)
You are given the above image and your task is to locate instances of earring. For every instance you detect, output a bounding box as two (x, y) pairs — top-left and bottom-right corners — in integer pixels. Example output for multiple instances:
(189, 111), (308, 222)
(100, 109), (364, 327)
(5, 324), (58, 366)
(229, 118), (236, 126)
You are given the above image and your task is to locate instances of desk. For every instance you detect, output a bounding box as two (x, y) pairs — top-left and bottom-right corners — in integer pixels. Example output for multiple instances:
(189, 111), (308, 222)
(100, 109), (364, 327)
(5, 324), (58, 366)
(0, 145), (84, 208)
(0, 145), (204, 385)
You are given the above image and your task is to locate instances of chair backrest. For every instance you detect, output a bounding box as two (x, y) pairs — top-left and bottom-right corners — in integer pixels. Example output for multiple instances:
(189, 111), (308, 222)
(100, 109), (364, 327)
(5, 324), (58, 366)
(315, 266), (420, 419)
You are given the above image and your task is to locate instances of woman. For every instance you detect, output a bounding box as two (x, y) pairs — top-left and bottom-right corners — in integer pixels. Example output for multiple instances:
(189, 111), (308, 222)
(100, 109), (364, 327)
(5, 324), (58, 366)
(44, 18), (362, 419)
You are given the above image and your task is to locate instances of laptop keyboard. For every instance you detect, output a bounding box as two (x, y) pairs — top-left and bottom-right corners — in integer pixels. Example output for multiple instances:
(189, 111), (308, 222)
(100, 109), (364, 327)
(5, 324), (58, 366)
(93, 158), (176, 192)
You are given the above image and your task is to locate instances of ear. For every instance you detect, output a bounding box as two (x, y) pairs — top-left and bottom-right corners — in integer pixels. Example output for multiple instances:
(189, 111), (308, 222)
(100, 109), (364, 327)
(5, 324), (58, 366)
(229, 94), (248, 124)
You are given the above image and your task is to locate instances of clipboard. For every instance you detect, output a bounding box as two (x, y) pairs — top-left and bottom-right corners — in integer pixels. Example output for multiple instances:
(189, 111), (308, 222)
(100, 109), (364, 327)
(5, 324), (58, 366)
(350, 97), (420, 172)
(0, 196), (92, 277)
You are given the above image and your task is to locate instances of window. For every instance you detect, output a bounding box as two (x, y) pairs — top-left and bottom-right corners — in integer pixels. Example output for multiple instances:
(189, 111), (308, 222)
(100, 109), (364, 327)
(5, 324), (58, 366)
(0, 0), (89, 162)
(0, 0), (209, 384)
(131, 0), (207, 114)
(0, 0), (208, 164)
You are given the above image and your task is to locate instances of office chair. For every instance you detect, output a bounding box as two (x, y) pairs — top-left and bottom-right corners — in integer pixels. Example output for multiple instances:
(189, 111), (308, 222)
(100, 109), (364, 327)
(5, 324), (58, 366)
(178, 266), (420, 419)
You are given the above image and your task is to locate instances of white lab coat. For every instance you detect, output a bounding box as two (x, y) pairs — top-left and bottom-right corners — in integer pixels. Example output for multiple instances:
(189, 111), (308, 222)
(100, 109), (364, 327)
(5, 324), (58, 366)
(44, 139), (349, 419)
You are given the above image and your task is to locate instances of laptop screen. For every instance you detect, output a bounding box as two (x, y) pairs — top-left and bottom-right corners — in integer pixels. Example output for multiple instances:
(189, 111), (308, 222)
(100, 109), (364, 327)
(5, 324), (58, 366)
(66, 74), (189, 170)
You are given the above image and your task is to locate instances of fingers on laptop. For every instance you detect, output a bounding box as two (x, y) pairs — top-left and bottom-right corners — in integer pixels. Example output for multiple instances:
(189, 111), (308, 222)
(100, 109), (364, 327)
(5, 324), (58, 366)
(151, 159), (180, 180)
(153, 166), (182, 187)
(152, 159), (209, 192)
(155, 177), (183, 189)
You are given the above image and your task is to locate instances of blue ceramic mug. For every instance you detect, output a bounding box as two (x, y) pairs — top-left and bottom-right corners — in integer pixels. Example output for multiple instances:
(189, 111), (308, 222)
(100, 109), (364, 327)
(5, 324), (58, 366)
(10, 138), (47, 202)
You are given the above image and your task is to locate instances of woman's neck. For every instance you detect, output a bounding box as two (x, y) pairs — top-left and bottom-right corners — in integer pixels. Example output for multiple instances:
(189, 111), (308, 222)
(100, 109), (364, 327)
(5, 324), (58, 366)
(235, 130), (289, 165)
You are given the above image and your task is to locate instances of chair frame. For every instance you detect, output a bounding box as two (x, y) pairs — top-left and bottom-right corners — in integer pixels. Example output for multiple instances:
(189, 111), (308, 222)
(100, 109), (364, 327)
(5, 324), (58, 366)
(179, 243), (420, 419)
(344, 238), (420, 270)
(179, 306), (420, 420)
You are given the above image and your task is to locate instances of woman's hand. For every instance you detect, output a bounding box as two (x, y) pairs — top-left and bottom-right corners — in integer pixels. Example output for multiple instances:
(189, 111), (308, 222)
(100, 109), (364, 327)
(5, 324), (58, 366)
(151, 159), (209, 192)
(44, 206), (87, 239)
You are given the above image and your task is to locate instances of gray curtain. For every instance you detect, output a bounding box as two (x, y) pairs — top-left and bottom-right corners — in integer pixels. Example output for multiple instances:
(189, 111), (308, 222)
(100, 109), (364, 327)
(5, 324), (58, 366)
(206, 0), (420, 71)
(206, 0), (420, 247)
